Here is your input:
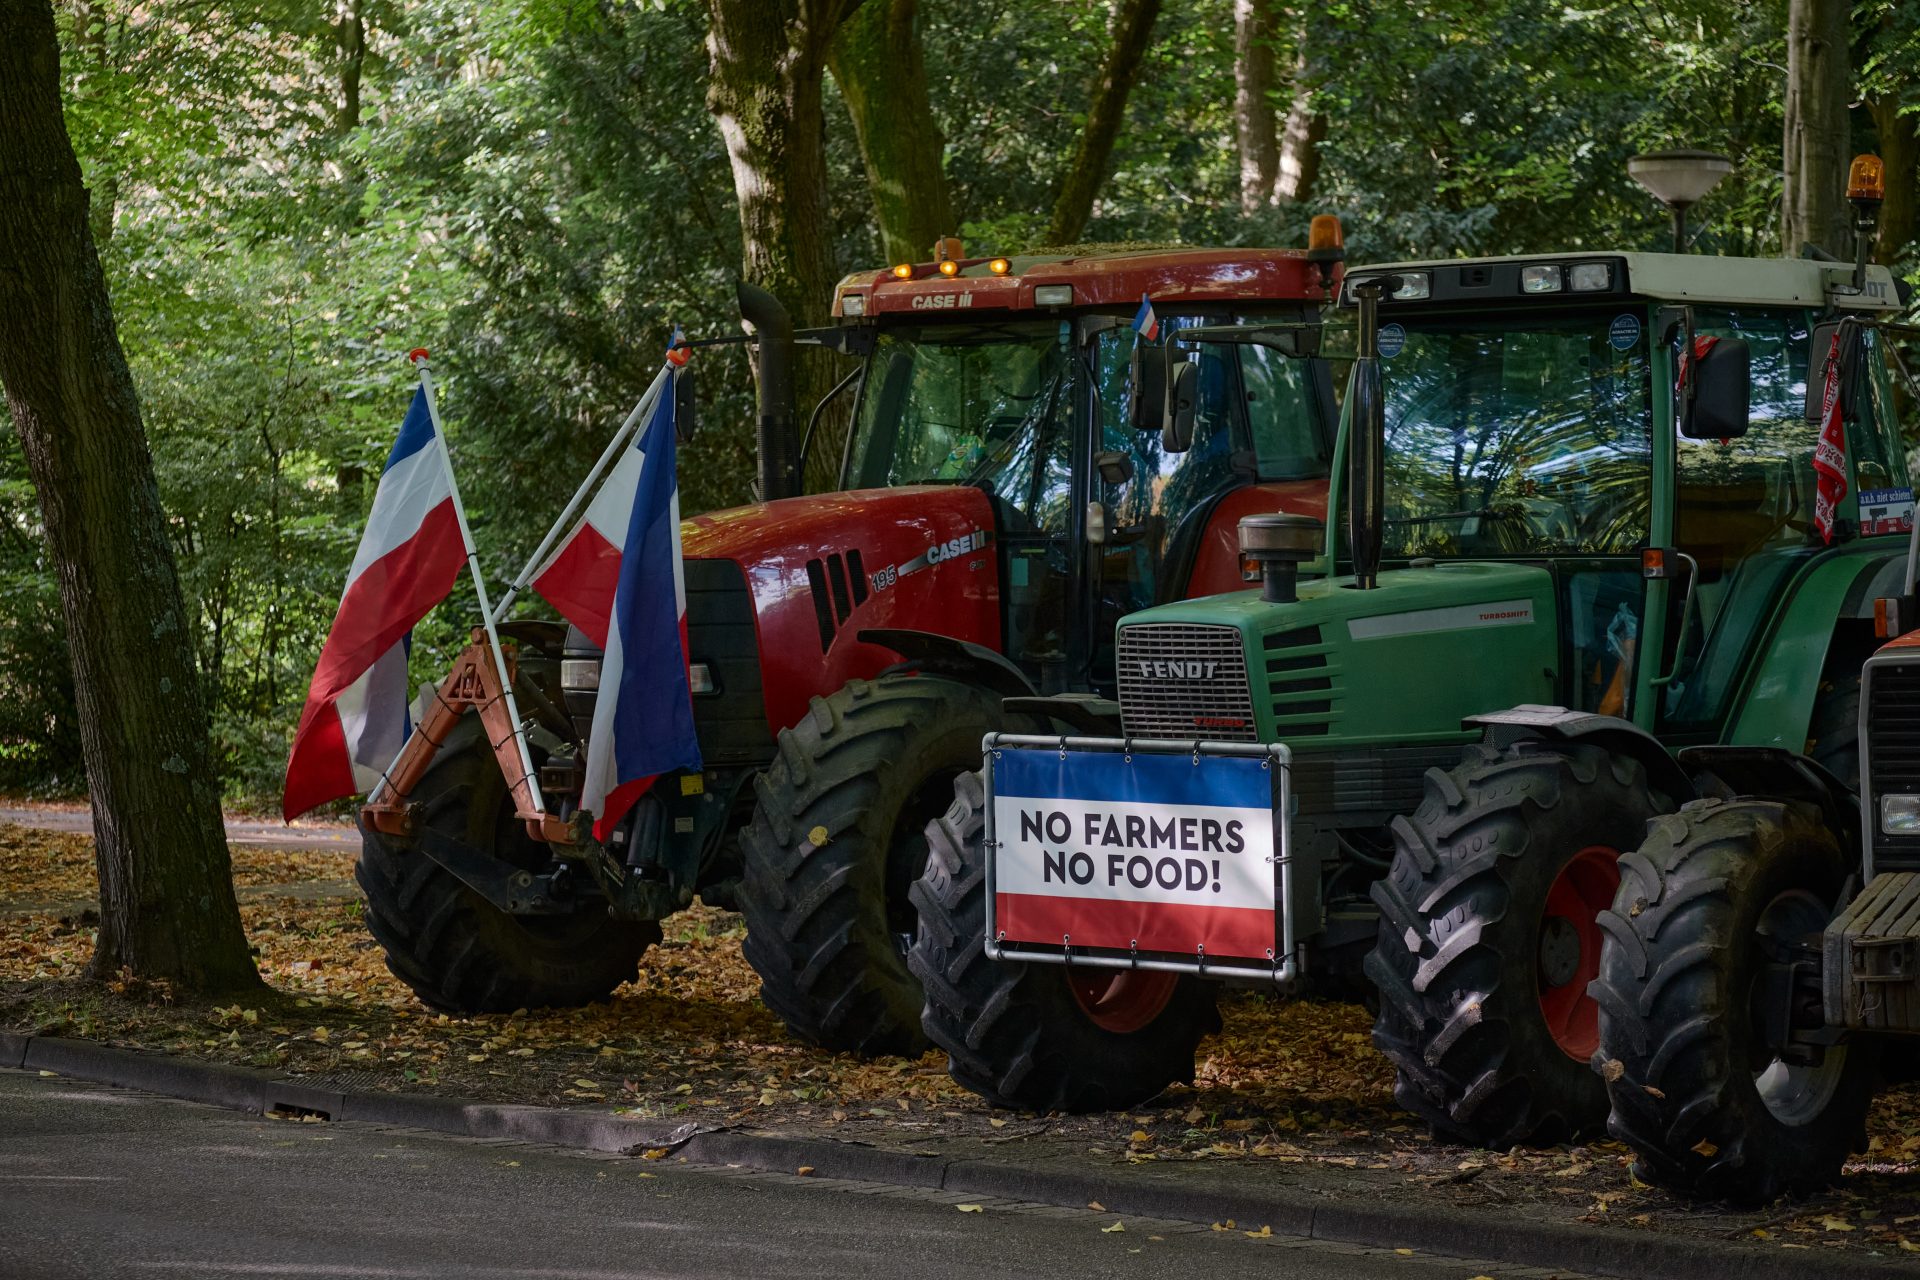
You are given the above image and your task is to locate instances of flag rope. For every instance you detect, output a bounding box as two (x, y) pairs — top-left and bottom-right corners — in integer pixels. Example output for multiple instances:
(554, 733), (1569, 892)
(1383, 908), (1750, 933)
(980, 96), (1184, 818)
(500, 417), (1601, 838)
(490, 363), (672, 623)
(410, 353), (547, 818)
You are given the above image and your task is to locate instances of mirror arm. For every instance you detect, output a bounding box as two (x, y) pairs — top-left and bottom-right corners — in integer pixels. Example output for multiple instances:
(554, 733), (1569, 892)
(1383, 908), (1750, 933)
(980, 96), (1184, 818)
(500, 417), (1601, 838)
(1648, 550), (1702, 689)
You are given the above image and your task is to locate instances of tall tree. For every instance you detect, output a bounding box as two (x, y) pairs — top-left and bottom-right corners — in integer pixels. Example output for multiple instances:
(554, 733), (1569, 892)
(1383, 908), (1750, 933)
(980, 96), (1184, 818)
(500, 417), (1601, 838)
(1233, 0), (1278, 213)
(1043, 0), (1163, 245)
(334, 0), (367, 133)
(704, 0), (863, 328)
(1273, 26), (1325, 204)
(0, 0), (259, 994)
(1783, 0), (1852, 259)
(1869, 95), (1918, 261)
(829, 0), (954, 264)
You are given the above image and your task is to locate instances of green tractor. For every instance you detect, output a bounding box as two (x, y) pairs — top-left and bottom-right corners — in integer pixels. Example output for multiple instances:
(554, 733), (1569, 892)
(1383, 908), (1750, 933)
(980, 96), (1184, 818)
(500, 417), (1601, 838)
(911, 183), (1914, 1146)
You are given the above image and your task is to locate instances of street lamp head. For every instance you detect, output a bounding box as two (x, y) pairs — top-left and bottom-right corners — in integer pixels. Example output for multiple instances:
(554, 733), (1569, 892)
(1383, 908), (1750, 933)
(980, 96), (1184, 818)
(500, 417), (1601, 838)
(1627, 149), (1735, 209)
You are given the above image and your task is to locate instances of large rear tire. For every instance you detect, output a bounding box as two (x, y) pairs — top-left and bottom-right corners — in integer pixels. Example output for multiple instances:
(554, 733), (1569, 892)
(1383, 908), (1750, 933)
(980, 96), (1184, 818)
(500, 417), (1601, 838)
(1591, 798), (1875, 1203)
(1365, 740), (1667, 1147)
(909, 770), (1219, 1113)
(357, 717), (655, 1012)
(740, 675), (1004, 1057)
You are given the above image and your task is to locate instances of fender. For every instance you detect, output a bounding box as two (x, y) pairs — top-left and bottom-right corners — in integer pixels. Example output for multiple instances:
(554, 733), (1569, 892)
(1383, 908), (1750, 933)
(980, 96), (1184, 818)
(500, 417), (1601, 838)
(1465, 704), (1695, 804)
(1673, 744), (1858, 840)
(857, 628), (1037, 700)
(1727, 545), (1904, 754)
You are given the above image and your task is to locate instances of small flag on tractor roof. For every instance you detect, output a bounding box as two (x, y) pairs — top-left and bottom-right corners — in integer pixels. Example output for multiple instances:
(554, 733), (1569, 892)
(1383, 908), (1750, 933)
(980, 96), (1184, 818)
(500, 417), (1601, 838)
(574, 376), (703, 840)
(282, 386), (466, 820)
(1813, 326), (1852, 544)
(1132, 292), (1160, 342)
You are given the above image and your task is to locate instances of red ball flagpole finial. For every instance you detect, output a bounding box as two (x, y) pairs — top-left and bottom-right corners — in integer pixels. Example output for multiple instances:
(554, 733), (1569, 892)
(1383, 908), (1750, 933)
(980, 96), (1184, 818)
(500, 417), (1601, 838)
(408, 348), (431, 365)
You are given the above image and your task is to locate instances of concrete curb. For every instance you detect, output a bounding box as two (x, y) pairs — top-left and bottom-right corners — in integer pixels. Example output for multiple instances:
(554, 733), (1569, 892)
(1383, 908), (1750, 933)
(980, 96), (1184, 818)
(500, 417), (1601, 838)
(5, 1033), (1906, 1280)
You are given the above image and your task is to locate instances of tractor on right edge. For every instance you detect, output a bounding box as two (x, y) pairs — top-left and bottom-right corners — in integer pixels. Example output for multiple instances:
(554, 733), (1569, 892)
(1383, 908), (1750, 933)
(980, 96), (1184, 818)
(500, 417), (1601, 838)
(1593, 482), (1920, 1205)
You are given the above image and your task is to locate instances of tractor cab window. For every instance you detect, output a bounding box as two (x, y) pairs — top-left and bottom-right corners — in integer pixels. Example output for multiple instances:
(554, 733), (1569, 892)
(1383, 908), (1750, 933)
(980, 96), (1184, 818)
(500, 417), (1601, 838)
(1373, 310), (1656, 716)
(1091, 312), (1329, 617)
(1661, 308), (1910, 734)
(845, 321), (1074, 532)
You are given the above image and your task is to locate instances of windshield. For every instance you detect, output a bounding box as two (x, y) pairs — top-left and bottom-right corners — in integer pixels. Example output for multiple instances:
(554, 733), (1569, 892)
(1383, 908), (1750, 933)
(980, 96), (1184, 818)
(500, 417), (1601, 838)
(1377, 310), (1654, 557)
(845, 321), (1070, 490)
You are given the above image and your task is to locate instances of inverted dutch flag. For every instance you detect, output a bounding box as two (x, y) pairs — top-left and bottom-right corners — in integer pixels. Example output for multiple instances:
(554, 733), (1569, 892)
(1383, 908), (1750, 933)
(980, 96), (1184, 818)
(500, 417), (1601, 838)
(283, 389), (466, 820)
(1132, 293), (1160, 342)
(575, 380), (703, 839)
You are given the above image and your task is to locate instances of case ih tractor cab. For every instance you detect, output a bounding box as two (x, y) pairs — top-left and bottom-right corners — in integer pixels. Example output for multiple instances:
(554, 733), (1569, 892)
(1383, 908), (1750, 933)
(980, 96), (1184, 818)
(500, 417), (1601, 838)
(912, 161), (1914, 1143)
(354, 236), (1347, 1055)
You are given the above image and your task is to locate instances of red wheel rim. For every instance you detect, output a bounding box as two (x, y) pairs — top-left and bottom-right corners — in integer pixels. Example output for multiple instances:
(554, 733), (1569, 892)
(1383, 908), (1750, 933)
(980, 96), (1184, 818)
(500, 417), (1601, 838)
(1066, 969), (1179, 1034)
(1537, 844), (1620, 1062)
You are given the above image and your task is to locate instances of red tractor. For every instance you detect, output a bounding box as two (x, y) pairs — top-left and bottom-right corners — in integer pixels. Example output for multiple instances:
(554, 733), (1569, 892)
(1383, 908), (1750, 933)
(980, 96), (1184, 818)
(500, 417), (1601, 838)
(356, 235), (1345, 1056)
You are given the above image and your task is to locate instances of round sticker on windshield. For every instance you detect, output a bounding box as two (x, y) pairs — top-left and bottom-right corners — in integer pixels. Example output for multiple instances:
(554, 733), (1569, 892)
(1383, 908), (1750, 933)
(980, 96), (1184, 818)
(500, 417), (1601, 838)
(1609, 313), (1641, 351)
(1377, 323), (1407, 359)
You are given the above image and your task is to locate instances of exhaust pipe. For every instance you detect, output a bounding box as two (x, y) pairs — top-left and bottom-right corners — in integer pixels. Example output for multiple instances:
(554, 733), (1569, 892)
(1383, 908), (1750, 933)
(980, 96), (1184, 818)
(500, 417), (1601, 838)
(1347, 278), (1390, 591)
(737, 281), (799, 502)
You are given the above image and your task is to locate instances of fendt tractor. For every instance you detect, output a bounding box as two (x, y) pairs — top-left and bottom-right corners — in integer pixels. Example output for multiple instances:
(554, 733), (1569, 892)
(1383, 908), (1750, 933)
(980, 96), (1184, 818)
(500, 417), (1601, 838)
(354, 232), (1351, 1057)
(912, 157), (1914, 1149)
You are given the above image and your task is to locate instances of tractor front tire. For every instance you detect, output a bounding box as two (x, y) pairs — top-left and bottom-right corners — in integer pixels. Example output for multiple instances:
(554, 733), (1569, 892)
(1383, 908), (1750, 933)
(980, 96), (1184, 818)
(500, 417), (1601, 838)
(357, 717), (655, 1012)
(1366, 740), (1667, 1147)
(740, 675), (1005, 1057)
(910, 770), (1220, 1113)
(1591, 798), (1875, 1203)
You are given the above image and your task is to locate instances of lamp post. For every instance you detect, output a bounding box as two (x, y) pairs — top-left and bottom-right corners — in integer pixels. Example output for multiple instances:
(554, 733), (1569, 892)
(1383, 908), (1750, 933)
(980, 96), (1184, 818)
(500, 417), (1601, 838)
(1628, 150), (1735, 252)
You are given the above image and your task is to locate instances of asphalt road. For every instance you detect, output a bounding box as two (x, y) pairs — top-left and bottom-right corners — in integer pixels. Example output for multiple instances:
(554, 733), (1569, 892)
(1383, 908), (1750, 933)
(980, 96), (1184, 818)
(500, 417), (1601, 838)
(0, 806), (357, 852)
(0, 1070), (1584, 1280)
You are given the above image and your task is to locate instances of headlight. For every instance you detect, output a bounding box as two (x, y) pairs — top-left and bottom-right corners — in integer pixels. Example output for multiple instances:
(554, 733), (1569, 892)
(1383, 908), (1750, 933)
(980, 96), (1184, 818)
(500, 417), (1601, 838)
(1882, 793), (1920, 834)
(1568, 262), (1612, 291)
(841, 293), (866, 316)
(1033, 284), (1074, 307)
(560, 658), (602, 690)
(1521, 264), (1563, 293)
(1390, 272), (1430, 300)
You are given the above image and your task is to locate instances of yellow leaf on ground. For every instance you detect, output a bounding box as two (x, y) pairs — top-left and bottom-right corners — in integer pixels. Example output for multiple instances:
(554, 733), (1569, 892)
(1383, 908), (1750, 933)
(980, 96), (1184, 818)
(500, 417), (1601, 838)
(808, 825), (830, 847)
(1691, 1138), (1719, 1157)
(1102, 1221), (1125, 1233)
(1087, 1202), (1104, 1211)
(989, 1117), (1007, 1128)
(1130, 1129), (1151, 1143)
(1821, 1216), (1855, 1232)
(573, 1079), (597, 1089)
(1394, 1248), (1414, 1255)
(641, 1148), (670, 1160)
(956, 1204), (983, 1214)
(1600, 1058), (1624, 1082)
(1244, 1225), (1272, 1238)
(1898, 1239), (1919, 1253)
(796, 1166), (814, 1176)
(1752, 1229), (1771, 1239)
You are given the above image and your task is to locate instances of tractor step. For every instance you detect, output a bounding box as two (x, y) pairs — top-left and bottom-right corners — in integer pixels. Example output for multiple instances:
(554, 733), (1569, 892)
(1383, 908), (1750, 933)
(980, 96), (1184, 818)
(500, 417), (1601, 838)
(1825, 872), (1920, 1031)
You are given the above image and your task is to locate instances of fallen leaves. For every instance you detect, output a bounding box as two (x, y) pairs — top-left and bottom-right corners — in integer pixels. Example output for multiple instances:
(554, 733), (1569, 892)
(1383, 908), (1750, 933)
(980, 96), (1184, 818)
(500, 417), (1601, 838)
(1101, 1220), (1125, 1233)
(955, 1204), (983, 1214)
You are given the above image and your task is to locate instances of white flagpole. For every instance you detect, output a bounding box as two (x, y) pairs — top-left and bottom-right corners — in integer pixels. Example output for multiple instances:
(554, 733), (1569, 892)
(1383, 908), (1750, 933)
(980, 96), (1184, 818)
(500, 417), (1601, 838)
(410, 349), (548, 818)
(490, 363), (671, 623)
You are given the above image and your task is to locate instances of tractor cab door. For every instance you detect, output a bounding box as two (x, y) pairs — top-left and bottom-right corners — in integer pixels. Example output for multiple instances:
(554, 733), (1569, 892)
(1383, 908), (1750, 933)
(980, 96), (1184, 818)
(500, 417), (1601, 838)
(1653, 308), (1907, 740)
(1084, 313), (1333, 693)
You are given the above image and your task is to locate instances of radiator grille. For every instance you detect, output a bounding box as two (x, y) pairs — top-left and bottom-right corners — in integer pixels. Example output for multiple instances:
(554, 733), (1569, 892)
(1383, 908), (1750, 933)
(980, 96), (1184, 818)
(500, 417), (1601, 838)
(1263, 625), (1333, 737)
(1868, 659), (1920, 869)
(1117, 624), (1257, 741)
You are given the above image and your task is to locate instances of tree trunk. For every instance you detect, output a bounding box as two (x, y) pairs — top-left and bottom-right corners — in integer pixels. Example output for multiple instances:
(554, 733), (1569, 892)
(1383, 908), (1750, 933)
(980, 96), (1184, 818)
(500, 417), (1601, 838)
(829, 0), (954, 265)
(1233, 0), (1278, 215)
(334, 0), (366, 134)
(0, 1), (260, 996)
(1783, 0), (1852, 259)
(1043, 0), (1164, 246)
(1869, 94), (1918, 262)
(1273, 32), (1325, 205)
(705, 0), (861, 491)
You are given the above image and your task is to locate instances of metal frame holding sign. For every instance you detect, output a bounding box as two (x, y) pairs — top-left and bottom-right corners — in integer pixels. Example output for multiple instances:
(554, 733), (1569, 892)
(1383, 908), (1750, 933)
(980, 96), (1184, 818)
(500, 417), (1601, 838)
(980, 734), (1299, 986)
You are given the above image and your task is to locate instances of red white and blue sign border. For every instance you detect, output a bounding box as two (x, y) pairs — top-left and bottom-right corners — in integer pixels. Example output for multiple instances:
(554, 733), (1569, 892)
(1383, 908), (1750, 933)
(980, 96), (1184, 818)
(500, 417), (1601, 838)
(980, 734), (1299, 985)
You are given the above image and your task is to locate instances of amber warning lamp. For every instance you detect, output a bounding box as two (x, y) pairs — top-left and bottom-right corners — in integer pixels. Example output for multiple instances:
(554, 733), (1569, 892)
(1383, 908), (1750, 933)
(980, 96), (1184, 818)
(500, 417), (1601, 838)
(1307, 214), (1344, 294)
(1846, 153), (1886, 294)
(1849, 154), (1887, 204)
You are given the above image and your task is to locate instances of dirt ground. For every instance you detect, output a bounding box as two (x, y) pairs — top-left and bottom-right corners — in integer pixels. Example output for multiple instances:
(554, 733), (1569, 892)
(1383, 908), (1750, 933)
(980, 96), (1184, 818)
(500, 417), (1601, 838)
(4, 820), (1920, 1267)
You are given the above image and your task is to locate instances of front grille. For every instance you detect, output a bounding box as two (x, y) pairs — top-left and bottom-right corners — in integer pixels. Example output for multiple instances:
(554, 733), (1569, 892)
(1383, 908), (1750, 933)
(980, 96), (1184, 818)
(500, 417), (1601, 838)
(1868, 659), (1920, 869)
(1117, 624), (1257, 741)
(1263, 625), (1334, 737)
(1291, 744), (1467, 817)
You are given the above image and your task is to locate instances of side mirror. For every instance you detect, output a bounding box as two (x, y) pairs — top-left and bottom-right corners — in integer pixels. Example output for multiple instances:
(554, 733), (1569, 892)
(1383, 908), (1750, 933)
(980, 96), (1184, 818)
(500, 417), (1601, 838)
(1682, 336), (1750, 440)
(1805, 320), (1844, 422)
(1162, 360), (1198, 454)
(674, 366), (698, 443)
(1129, 341), (1168, 432)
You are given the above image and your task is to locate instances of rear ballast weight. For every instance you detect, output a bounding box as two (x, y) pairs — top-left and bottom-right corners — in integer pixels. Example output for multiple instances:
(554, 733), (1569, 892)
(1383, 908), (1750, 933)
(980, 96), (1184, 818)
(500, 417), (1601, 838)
(979, 734), (1298, 986)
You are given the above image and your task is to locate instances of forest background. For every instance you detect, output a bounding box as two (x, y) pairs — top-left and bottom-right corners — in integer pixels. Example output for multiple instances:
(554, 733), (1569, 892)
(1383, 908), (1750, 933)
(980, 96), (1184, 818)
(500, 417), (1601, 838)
(5, 0), (1916, 804)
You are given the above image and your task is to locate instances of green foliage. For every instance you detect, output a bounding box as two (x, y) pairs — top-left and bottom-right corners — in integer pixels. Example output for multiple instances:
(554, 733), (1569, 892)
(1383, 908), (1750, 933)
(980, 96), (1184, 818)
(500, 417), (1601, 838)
(3, 0), (1913, 803)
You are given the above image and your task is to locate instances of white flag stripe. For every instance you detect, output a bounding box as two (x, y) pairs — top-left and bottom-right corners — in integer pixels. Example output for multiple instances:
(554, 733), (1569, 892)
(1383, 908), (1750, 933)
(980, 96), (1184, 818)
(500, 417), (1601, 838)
(346, 439), (458, 583)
